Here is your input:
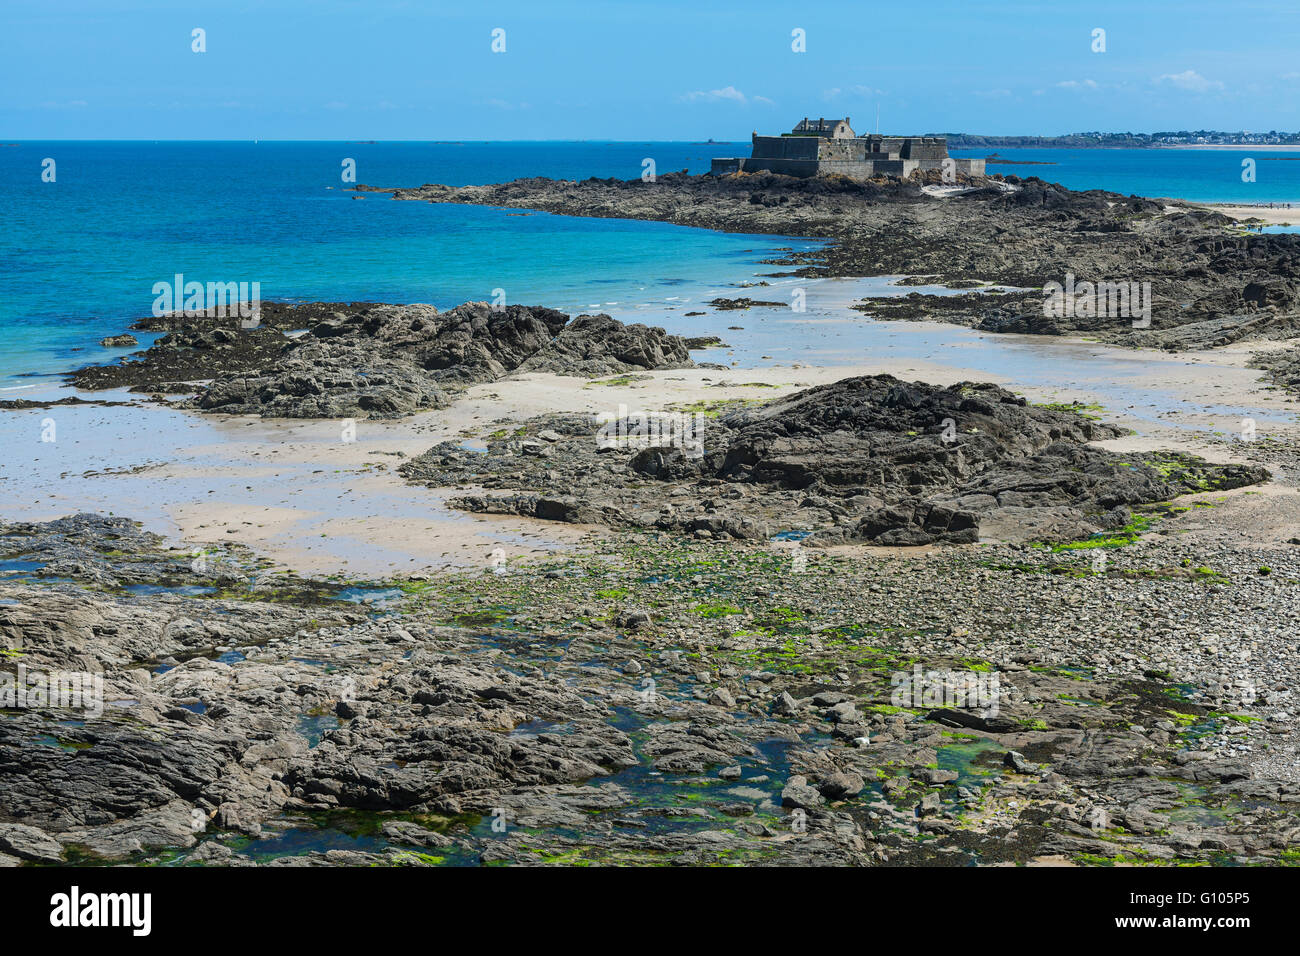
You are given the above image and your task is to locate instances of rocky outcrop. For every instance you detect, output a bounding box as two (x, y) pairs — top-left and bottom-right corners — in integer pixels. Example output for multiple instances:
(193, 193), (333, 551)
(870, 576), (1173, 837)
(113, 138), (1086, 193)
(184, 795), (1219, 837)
(69, 301), (695, 419)
(361, 173), (1300, 349)
(401, 375), (1269, 546)
(516, 312), (691, 375)
(1250, 345), (1300, 397)
(2, 510), (1297, 867)
(193, 349), (451, 418)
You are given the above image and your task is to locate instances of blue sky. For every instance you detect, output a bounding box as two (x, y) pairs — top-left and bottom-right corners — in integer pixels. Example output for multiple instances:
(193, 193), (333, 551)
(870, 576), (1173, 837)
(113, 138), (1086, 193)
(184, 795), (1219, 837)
(4, 0), (1299, 139)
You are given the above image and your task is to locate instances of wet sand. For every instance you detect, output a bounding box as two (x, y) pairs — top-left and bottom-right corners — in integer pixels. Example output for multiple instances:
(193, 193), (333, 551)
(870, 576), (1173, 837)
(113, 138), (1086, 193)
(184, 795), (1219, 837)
(3, 275), (1297, 578)
(1191, 202), (1300, 225)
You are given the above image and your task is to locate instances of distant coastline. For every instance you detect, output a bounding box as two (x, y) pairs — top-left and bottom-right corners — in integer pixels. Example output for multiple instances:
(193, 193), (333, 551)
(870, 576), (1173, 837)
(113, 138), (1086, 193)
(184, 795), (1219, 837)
(1162, 143), (1300, 150)
(958, 143), (1300, 150)
(946, 132), (1300, 149)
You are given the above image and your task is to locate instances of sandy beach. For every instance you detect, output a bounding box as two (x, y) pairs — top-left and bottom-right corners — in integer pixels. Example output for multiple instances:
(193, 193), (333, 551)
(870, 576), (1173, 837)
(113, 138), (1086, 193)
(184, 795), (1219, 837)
(4, 289), (1297, 577)
(1191, 201), (1300, 225)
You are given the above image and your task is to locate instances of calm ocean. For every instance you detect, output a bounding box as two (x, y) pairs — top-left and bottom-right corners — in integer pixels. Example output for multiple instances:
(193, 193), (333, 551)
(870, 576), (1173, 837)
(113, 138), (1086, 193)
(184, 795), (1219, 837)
(2, 141), (1297, 388)
(949, 145), (1300, 203)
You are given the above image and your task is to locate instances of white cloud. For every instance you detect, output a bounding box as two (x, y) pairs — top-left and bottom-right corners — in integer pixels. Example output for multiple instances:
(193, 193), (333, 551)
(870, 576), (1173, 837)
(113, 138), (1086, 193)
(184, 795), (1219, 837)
(680, 85), (763, 105)
(1056, 79), (1099, 90)
(1154, 70), (1224, 92)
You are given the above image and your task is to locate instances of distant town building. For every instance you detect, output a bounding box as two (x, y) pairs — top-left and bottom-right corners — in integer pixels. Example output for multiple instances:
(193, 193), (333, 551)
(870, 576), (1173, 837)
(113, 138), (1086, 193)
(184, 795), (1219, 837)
(711, 117), (985, 180)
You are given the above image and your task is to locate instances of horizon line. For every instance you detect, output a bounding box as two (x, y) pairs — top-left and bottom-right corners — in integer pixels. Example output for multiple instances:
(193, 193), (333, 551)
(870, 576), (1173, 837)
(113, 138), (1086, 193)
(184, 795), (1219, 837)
(6, 132), (1300, 144)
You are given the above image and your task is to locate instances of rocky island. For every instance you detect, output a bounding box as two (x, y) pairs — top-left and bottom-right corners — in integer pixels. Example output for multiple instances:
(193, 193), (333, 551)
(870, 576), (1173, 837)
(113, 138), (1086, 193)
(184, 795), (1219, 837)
(359, 170), (1300, 353)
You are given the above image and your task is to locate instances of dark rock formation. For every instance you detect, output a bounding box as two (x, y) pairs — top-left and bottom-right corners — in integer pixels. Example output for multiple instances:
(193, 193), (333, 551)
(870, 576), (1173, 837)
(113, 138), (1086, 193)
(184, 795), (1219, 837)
(1250, 345), (1300, 397)
(68, 301), (694, 419)
(516, 312), (691, 376)
(400, 374), (1269, 546)
(2, 511), (1297, 866)
(360, 173), (1300, 350)
(708, 297), (785, 310)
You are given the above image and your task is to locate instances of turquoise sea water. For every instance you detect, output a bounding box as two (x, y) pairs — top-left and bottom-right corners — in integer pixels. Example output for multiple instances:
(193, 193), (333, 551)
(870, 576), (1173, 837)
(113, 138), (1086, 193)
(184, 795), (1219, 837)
(0, 141), (814, 388)
(949, 146), (1300, 203)
(3, 141), (1298, 388)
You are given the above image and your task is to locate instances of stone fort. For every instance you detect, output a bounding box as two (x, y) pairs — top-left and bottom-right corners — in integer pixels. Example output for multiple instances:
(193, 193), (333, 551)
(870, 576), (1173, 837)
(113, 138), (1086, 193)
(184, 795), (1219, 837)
(711, 117), (985, 180)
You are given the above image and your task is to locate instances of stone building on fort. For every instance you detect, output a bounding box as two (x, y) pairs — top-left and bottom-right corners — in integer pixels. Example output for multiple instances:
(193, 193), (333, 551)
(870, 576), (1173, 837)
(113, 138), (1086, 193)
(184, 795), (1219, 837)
(711, 117), (985, 180)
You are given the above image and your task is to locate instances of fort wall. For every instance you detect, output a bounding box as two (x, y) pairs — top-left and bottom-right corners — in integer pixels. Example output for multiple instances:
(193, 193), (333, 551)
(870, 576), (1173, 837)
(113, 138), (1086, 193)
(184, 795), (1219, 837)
(712, 120), (986, 181)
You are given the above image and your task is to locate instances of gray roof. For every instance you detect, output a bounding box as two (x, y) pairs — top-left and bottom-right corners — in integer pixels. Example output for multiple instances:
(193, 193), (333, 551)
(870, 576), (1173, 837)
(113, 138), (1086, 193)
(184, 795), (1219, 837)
(792, 117), (849, 134)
